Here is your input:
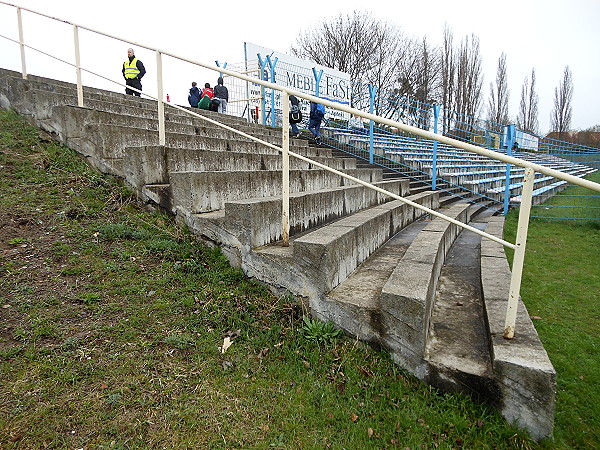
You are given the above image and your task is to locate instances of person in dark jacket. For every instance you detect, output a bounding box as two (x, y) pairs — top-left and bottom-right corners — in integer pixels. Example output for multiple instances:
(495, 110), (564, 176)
(289, 95), (302, 137)
(308, 101), (325, 144)
(188, 82), (201, 108)
(213, 76), (229, 113)
(122, 48), (146, 96)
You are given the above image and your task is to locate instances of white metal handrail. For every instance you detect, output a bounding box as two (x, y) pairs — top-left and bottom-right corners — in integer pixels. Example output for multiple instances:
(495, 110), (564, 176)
(2, 1), (600, 339)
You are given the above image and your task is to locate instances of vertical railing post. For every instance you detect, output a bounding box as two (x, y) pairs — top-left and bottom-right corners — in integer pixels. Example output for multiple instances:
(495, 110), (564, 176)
(311, 68), (323, 97)
(256, 54), (269, 126)
(432, 104), (441, 190)
(215, 60), (227, 78)
(504, 124), (515, 215)
(17, 7), (27, 79)
(156, 50), (166, 146)
(266, 55), (278, 128)
(368, 85), (377, 164)
(504, 166), (535, 339)
(281, 91), (290, 247)
(73, 25), (84, 107)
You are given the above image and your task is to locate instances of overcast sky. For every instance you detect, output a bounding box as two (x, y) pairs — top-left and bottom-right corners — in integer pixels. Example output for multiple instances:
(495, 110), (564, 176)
(1, 0), (598, 135)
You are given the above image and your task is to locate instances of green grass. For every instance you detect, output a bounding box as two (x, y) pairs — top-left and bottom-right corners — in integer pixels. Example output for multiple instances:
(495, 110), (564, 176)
(0, 109), (595, 448)
(530, 173), (600, 221)
(504, 210), (600, 448)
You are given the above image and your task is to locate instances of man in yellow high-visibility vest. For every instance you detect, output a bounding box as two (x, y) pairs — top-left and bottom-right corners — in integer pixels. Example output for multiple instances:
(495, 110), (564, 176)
(122, 48), (146, 96)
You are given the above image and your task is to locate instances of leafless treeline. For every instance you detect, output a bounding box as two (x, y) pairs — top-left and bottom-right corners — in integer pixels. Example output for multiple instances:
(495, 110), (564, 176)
(291, 11), (573, 136)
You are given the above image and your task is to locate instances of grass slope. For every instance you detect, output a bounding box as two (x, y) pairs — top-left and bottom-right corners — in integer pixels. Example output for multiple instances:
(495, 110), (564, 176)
(1, 109), (593, 448)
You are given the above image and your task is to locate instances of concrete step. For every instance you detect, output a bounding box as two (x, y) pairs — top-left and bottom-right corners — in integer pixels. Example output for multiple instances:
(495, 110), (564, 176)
(192, 178), (412, 248)
(165, 167), (384, 213)
(123, 145), (358, 189)
(381, 202), (473, 373)
(317, 217), (429, 345)
(425, 217), (493, 394)
(254, 191), (440, 295)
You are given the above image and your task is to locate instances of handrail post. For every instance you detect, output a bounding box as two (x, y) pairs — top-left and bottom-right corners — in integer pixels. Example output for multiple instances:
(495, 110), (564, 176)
(156, 50), (166, 146)
(17, 7), (27, 79)
(504, 166), (535, 339)
(281, 91), (290, 246)
(73, 25), (84, 107)
(432, 104), (441, 190)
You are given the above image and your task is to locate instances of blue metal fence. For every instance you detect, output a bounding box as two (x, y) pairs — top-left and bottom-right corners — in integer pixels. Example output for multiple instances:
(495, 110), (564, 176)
(252, 57), (600, 221)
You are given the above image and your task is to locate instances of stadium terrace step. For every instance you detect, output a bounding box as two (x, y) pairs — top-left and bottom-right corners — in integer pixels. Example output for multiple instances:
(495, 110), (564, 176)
(123, 145), (357, 189)
(166, 167), (383, 214)
(253, 191), (440, 296)
(0, 70), (557, 440)
(197, 178), (412, 248)
(323, 125), (595, 215)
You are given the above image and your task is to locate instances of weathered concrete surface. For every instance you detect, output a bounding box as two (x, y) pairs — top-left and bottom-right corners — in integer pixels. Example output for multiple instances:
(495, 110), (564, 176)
(218, 179), (410, 247)
(380, 203), (472, 372)
(426, 218), (495, 398)
(168, 167), (382, 214)
(481, 217), (556, 441)
(0, 70), (557, 440)
(292, 192), (439, 293)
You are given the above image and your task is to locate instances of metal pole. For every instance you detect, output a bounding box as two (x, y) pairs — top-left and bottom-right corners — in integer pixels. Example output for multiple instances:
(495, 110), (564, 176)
(156, 50), (166, 146)
(504, 166), (535, 339)
(257, 54), (268, 126)
(267, 55), (278, 129)
(432, 105), (441, 190)
(368, 85), (377, 164)
(17, 7), (27, 79)
(281, 91), (290, 246)
(504, 124), (515, 215)
(73, 25), (84, 107)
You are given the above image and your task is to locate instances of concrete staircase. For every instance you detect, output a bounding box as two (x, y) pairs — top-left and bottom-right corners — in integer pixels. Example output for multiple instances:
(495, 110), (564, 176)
(0, 68), (556, 440)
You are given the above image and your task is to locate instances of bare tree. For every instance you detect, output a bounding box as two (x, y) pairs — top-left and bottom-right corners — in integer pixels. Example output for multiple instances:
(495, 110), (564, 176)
(439, 27), (483, 138)
(452, 33), (484, 139)
(379, 36), (440, 126)
(291, 10), (404, 108)
(440, 25), (455, 133)
(487, 53), (510, 129)
(550, 66), (573, 138)
(517, 68), (539, 134)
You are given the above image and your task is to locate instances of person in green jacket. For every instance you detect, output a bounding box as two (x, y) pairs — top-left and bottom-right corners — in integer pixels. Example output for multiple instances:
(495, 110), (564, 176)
(198, 93), (211, 110)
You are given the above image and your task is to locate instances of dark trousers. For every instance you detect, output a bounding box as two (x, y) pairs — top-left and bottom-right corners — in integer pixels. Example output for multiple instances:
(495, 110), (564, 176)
(308, 118), (322, 139)
(125, 78), (142, 96)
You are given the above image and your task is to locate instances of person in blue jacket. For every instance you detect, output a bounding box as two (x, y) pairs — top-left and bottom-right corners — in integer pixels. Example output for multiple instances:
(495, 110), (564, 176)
(188, 82), (201, 108)
(308, 101), (325, 145)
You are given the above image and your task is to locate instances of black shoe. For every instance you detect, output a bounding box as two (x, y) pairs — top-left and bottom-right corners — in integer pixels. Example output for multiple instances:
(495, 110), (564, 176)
(315, 138), (322, 145)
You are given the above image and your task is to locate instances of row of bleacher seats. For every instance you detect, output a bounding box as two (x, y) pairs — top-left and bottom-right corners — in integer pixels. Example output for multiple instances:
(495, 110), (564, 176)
(325, 127), (598, 206)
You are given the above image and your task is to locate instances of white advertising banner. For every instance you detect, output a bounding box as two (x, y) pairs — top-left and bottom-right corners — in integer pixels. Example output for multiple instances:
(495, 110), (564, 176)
(244, 42), (351, 122)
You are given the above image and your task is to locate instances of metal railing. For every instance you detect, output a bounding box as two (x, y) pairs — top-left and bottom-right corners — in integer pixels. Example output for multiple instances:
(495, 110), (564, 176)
(2, 1), (600, 339)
